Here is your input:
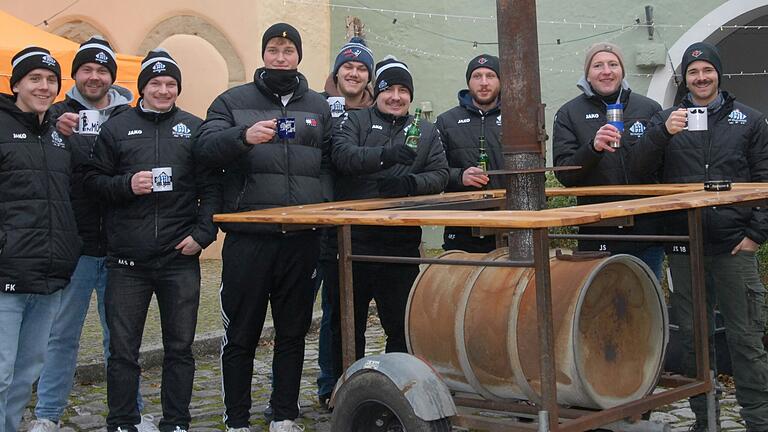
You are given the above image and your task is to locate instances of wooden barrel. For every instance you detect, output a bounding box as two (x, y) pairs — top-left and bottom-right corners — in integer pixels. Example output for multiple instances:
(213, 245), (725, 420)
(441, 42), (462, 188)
(405, 250), (668, 409)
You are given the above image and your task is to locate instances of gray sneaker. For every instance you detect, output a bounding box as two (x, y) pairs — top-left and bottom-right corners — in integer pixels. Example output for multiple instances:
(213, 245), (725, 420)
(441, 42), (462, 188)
(135, 415), (160, 432)
(28, 419), (59, 432)
(269, 420), (305, 432)
(226, 428), (250, 432)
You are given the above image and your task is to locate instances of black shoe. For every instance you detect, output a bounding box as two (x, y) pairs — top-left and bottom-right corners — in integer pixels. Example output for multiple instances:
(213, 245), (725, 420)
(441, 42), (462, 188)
(689, 421), (721, 432)
(319, 393), (332, 411)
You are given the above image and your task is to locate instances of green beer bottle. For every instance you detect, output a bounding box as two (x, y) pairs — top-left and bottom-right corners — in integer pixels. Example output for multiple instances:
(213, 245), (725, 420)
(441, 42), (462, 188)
(478, 135), (489, 172)
(404, 108), (422, 150)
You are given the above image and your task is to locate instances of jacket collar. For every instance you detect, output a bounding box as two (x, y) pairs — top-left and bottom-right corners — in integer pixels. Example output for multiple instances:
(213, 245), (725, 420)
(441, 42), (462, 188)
(457, 89), (500, 116)
(0, 93), (50, 133)
(134, 99), (178, 122)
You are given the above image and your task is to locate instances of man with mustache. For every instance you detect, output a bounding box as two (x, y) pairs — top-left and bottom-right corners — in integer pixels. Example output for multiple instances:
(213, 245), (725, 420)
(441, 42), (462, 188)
(194, 23), (332, 432)
(28, 36), (152, 432)
(331, 55), (448, 369)
(553, 42), (665, 280)
(633, 41), (768, 432)
(436, 54), (502, 252)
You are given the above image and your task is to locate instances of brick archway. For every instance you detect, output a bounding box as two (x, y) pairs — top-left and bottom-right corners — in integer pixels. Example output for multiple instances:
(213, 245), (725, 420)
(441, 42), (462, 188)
(138, 15), (246, 88)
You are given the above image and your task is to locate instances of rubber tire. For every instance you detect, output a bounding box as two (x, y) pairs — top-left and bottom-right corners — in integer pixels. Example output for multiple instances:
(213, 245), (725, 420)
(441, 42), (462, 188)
(331, 371), (452, 432)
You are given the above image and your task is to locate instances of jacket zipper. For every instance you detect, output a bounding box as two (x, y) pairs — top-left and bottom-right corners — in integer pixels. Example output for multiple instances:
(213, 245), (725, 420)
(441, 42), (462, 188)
(282, 105), (289, 205)
(41, 134), (54, 276)
(154, 118), (160, 247)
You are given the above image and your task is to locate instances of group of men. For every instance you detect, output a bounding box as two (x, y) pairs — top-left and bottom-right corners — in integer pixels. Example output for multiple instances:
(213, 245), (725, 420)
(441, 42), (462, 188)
(0, 19), (767, 432)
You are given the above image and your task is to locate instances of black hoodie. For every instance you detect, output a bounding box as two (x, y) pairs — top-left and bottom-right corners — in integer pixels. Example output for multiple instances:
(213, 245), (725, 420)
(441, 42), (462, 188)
(631, 91), (768, 255)
(552, 84), (664, 255)
(435, 89), (502, 252)
(0, 94), (81, 294)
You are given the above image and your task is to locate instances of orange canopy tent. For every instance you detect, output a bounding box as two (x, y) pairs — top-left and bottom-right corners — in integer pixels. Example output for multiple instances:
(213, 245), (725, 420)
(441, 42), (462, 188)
(0, 10), (141, 101)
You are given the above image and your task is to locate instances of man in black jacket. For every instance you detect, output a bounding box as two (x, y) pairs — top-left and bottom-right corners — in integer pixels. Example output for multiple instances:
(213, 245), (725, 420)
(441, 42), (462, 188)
(0, 47), (81, 432)
(553, 42), (664, 280)
(84, 49), (218, 432)
(193, 23), (331, 432)
(436, 54), (502, 252)
(313, 36), (376, 409)
(331, 55), (448, 376)
(29, 36), (148, 432)
(632, 42), (768, 432)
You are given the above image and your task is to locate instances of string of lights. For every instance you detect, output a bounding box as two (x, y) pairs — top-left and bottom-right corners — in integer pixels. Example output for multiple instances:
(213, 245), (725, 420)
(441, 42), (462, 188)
(284, 0), (768, 31)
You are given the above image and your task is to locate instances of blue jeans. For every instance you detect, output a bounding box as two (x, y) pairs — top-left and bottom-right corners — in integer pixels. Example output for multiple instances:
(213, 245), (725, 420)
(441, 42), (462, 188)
(34, 256), (144, 422)
(315, 263), (335, 397)
(0, 290), (62, 432)
(634, 245), (665, 283)
(106, 258), (200, 432)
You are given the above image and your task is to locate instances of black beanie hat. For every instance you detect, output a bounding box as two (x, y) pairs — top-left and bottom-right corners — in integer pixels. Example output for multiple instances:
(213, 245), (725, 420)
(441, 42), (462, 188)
(333, 37), (374, 83)
(10, 46), (62, 95)
(374, 55), (413, 101)
(680, 42), (722, 87)
(137, 48), (182, 96)
(71, 36), (117, 83)
(465, 54), (500, 83)
(262, 23), (303, 63)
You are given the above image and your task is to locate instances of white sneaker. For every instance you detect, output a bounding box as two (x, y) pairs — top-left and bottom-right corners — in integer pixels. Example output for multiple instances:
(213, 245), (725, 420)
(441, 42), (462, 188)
(135, 415), (160, 432)
(29, 419), (59, 432)
(269, 420), (305, 432)
(226, 428), (250, 432)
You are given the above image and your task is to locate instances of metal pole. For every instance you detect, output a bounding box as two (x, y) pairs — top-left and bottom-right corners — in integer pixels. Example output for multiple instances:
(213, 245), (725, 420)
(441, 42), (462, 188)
(496, 0), (548, 260)
(533, 228), (558, 430)
(337, 225), (356, 370)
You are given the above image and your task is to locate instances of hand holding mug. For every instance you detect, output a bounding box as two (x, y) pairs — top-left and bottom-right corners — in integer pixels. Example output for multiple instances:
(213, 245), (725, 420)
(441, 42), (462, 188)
(244, 119), (277, 145)
(131, 171), (153, 195)
(56, 112), (79, 137)
(665, 108), (688, 135)
(593, 124), (622, 153)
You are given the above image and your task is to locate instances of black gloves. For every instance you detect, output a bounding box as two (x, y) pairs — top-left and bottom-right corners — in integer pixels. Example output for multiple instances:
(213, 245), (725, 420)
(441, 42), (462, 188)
(378, 175), (416, 198)
(381, 143), (417, 168)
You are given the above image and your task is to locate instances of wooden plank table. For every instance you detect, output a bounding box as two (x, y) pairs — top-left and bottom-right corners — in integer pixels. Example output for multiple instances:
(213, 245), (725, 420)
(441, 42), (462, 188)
(213, 183), (768, 432)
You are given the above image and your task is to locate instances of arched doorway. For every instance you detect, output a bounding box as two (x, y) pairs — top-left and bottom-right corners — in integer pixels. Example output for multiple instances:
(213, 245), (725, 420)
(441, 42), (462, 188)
(647, 0), (768, 114)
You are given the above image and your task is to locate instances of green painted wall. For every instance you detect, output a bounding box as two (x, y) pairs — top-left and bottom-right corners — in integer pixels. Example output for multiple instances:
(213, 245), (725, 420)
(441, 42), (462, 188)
(328, 0), (731, 249)
(329, 0), (727, 157)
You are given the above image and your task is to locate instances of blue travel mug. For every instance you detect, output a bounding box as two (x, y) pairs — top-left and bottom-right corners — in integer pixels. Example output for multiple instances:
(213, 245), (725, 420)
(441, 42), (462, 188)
(606, 103), (624, 148)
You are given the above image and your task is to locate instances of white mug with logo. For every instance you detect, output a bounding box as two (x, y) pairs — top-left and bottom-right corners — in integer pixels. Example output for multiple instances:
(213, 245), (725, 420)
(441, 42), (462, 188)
(327, 96), (346, 118)
(685, 107), (708, 131)
(151, 167), (173, 192)
(74, 110), (101, 135)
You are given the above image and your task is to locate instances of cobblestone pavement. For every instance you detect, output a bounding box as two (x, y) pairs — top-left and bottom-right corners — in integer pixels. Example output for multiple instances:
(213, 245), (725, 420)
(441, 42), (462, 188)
(19, 316), (747, 432)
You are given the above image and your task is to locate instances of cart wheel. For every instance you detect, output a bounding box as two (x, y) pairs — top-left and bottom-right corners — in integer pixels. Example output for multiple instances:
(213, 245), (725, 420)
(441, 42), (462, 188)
(331, 371), (452, 432)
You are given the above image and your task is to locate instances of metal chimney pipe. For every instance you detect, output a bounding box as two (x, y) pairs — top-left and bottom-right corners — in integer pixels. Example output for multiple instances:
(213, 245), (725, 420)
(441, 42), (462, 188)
(496, 0), (548, 260)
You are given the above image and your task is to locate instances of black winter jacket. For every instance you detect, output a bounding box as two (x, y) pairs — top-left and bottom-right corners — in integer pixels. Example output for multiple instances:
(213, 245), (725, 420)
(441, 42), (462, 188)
(332, 106), (449, 252)
(631, 92), (768, 255)
(553, 87), (663, 255)
(84, 105), (219, 269)
(194, 69), (332, 234)
(435, 90), (502, 252)
(48, 97), (131, 257)
(0, 95), (81, 294)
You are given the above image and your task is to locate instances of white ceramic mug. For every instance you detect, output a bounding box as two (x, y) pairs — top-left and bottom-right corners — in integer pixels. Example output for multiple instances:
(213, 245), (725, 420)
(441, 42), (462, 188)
(74, 110), (101, 135)
(685, 107), (708, 131)
(151, 167), (173, 192)
(327, 96), (346, 118)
